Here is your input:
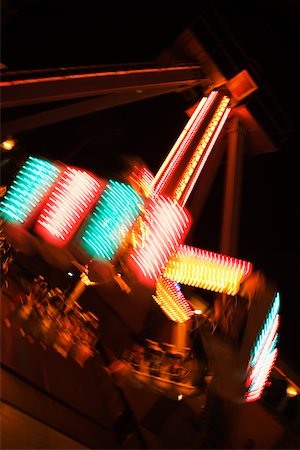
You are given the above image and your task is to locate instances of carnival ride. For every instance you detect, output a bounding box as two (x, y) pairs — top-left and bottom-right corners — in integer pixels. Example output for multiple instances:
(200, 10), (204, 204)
(1, 85), (280, 405)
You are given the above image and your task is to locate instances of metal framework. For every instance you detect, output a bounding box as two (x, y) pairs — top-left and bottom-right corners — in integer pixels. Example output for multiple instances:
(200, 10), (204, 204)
(1, 64), (206, 134)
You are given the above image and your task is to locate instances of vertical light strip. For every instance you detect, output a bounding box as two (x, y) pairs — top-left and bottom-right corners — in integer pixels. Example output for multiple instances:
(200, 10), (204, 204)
(250, 292), (280, 367)
(245, 292), (280, 402)
(0, 156), (60, 224)
(35, 167), (102, 246)
(163, 245), (252, 295)
(152, 96), (208, 189)
(179, 105), (231, 207)
(248, 320), (279, 386)
(139, 166), (155, 198)
(173, 96), (230, 204)
(153, 92), (218, 195)
(246, 348), (278, 402)
(128, 165), (154, 198)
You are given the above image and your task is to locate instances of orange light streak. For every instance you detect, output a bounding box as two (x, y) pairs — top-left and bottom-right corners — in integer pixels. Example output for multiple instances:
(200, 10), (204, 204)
(153, 276), (193, 323)
(0, 65), (201, 87)
(175, 97), (231, 206)
(152, 92), (218, 196)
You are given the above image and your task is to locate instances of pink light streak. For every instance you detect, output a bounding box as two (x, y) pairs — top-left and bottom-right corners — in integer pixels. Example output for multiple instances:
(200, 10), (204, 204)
(152, 92), (218, 196)
(35, 167), (102, 246)
(128, 196), (191, 286)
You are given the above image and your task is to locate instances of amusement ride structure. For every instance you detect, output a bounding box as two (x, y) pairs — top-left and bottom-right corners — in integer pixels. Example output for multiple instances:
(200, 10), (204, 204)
(0, 17), (298, 448)
(1, 82), (280, 404)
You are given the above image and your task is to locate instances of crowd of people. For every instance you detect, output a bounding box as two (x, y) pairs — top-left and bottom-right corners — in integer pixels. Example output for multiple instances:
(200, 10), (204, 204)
(4, 275), (100, 367)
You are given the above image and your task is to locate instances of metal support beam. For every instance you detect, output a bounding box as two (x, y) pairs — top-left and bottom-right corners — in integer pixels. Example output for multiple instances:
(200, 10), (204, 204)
(220, 114), (244, 257)
(185, 136), (227, 242)
(1, 64), (205, 108)
(2, 86), (181, 135)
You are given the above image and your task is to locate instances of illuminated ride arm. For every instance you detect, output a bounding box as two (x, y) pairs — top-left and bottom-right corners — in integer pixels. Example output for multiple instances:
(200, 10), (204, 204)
(126, 91), (233, 322)
(0, 90), (280, 402)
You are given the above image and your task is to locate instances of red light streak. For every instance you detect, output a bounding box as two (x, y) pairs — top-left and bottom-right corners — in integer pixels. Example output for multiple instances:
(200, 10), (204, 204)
(35, 167), (102, 246)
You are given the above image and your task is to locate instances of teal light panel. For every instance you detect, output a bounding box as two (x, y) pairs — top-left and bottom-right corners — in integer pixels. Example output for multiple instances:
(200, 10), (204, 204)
(0, 156), (61, 224)
(81, 180), (143, 260)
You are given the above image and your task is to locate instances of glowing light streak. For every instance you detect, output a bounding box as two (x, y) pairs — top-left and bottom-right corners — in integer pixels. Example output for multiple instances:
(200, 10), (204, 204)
(152, 96), (208, 190)
(0, 156), (60, 224)
(245, 292), (280, 401)
(153, 276), (193, 323)
(139, 167), (155, 198)
(128, 165), (154, 198)
(248, 321), (279, 388)
(163, 245), (252, 295)
(35, 167), (102, 245)
(127, 196), (191, 285)
(0, 65), (202, 87)
(179, 104), (231, 207)
(153, 92), (218, 195)
(81, 180), (143, 260)
(173, 96), (230, 203)
(246, 348), (278, 402)
(250, 292), (280, 367)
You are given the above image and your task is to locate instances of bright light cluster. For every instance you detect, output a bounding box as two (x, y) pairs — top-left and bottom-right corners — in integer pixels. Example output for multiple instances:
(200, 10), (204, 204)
(246, 348), (278, 403)
(127, 196), (191, 285)
(0, 156), (60, 224)
(152, 92), (217, 196)
(246, 292), (280, 402)
(153, 277), (193, 323)
(81, 180), (143, 260)
(0, 90), (278, 403)
(174, 96), (231, 206)
(250, 292), (280, 368)
(163, 245), (252, 295)
(35, 167), (102, 245)
(129, 165), (154, 198)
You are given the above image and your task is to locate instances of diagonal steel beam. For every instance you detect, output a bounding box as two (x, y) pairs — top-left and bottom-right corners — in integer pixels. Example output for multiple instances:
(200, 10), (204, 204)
(1, 64), (205, 108)
(2, 86), (182, 134)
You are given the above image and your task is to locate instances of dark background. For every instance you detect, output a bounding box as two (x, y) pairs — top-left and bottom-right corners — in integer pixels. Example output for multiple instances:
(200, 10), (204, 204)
(1, 0), (299, 372)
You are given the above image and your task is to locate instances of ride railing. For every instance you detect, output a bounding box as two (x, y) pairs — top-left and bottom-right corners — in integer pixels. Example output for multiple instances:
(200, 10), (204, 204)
(114, 338), (208, 401)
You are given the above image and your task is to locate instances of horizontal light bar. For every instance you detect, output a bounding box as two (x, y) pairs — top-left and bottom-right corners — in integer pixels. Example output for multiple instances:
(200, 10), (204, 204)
(163, 245), (252, 295)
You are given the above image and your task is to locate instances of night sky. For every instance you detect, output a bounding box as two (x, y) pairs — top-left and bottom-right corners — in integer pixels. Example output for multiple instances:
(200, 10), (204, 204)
(1, 0), (298, 372)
